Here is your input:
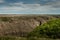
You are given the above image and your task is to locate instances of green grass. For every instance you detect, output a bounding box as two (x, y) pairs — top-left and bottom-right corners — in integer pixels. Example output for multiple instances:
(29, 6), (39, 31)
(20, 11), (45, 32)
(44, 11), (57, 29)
(0, 36), (27, 40)
(0, 36), (60, 40)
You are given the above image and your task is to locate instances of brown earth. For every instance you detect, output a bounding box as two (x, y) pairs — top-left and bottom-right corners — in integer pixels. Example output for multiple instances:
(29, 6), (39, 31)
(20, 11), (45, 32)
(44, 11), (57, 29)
(0, 14), (60, 37)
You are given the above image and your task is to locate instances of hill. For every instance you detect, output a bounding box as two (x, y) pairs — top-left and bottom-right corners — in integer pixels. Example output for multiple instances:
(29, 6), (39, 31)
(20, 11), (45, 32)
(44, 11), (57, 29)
(0, 14), (60, 37)
(28, 18), (60, 39)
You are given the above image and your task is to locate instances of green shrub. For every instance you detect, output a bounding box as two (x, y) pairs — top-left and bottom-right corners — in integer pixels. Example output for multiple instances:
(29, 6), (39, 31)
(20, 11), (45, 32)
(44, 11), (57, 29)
(0, 36), (16, 40)
(28, 18), (60, 39)
(0, 17), (12, 22)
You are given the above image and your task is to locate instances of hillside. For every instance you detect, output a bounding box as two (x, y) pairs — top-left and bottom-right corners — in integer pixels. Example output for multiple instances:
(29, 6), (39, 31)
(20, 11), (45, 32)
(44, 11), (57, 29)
(0, 15), (60, 37)
(28, 18), (60, 39)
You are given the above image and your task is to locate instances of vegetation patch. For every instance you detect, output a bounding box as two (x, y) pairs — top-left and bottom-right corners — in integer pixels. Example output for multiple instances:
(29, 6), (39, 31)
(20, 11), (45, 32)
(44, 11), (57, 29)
(0, 36), (27, 40)
(28, 18), (60, 39)
(0, 17), (12, 22)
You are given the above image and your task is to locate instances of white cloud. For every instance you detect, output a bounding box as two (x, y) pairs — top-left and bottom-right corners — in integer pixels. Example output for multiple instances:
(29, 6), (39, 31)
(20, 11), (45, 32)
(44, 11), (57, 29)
(0, 1), (60, 14)
(0, 0), (4, 3)
(0, 3), (52, 14)
(8, 2), (53, 12)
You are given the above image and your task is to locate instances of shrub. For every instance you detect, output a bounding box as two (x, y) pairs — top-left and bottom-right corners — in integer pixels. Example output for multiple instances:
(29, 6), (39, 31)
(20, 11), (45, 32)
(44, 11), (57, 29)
(0, 17), (12, 22)
(28, 18), (60, 39)
(0, 36), (16, 40)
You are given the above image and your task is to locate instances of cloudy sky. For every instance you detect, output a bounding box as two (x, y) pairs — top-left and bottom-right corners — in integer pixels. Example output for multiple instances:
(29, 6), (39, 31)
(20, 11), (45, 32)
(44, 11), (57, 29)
(0, 0), (60, 14)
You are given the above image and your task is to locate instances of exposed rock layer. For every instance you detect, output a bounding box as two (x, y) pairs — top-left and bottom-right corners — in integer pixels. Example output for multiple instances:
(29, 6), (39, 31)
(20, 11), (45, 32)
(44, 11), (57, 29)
(0, 15), (60, 36)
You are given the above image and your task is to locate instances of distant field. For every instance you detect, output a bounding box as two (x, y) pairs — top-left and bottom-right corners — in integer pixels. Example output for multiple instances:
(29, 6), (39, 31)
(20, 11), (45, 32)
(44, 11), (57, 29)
(0, 14), (60, 17)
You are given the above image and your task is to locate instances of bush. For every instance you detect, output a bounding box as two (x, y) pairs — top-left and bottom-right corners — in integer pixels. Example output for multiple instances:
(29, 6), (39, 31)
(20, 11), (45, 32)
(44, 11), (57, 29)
(28, 18), (60, 39)
(0, 17), (12, 22)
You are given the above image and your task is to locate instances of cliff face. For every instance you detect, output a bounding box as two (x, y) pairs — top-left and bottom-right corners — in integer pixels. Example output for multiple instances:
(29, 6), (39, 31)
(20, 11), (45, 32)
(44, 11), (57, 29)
(0, 15), (60, 36)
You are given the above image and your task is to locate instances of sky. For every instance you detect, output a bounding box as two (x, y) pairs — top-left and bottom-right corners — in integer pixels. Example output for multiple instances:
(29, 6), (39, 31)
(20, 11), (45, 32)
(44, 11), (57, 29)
(0, 0), (60, 14)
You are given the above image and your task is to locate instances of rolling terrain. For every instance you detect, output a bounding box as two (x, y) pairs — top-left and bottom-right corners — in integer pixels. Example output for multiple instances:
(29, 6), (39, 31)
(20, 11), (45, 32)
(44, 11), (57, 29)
(0, 14), (60, 37)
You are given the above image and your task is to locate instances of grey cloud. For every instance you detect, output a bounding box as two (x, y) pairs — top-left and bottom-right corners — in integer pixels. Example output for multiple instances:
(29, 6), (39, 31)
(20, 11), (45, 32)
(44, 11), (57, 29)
(43, 0), (60, 8)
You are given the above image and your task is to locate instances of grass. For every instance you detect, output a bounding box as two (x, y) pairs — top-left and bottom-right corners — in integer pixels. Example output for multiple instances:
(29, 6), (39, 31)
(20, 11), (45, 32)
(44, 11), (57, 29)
(0, 36), (60, 40)
(0, 36), (27, 40)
